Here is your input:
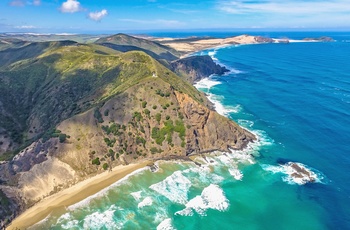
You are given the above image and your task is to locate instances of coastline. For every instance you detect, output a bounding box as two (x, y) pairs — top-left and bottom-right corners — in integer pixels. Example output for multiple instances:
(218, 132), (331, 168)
(7, 161), (151, 230)
(5, 38), (255, 229)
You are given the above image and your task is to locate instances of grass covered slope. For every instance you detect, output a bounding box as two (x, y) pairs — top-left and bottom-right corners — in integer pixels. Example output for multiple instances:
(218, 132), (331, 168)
(0, 38), (255, 228)
(95, 33), (182, 61)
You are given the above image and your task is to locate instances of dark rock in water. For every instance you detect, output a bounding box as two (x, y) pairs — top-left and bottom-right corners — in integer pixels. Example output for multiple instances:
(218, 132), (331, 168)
(147, 163), (159, 172)
(254, 36), (274, 43)
(303, 36), (334, 42)
(286, 162), (317, 184)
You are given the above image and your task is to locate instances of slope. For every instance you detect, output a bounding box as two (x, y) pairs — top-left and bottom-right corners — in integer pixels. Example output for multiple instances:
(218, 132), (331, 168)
(95, 33), (182, 61)
(0, 39), (255, 228)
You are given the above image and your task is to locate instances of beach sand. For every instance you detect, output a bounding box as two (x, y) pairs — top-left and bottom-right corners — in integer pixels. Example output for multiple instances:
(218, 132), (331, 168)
(158, 35), (262, 53)
(7, 161), (150, 230)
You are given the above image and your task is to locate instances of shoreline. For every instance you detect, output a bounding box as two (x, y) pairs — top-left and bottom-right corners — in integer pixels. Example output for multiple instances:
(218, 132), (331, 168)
(7, 161), (151, 230)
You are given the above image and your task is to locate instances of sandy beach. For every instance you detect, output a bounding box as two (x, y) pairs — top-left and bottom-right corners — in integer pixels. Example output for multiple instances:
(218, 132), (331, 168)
(156, 35), (265, 53)
(7, 161), (150, 230)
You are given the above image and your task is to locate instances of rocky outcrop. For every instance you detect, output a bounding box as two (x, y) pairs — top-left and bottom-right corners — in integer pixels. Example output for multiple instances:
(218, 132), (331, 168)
(171, 55), (229, 84)
(254, 36), (274, 43)
(303, 36), (334, 42)
(175, 92), (255, 154)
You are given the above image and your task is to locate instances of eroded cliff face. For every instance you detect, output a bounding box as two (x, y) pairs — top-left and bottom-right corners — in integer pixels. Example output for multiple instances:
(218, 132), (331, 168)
(176, 92), (255, 154)
(171, 55), (228, 84)
(0, 76), (255, 228)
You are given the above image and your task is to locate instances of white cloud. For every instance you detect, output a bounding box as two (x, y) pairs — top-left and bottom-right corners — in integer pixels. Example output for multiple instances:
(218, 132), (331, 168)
(9, 0), (40, 6)
(217, 0), (350, 15)
(120, 19), (183, 26)
(9, 0), (25, 7)
(88, 9), (108, 21)
(33, 0), (41, 6)
(216, 0), (350, 28)
(60, 0), (82, 13)
(14, 25), (37, 29)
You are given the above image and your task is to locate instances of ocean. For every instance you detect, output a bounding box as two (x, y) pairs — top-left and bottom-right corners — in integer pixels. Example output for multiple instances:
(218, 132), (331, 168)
(32, 32), (350, 229)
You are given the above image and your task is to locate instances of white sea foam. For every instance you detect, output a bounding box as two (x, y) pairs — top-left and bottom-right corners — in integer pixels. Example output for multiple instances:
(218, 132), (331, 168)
(208, 50), (218, 61)
(182, 163), (223, 187)
(67, 167), (149, 211)
(157, 218), (176, 230)
(229, 168), (243, 180)
(261, 162), (324, 185)
(130, 191), (142, 201)
(149, 171), (192, 205)
(154, 208), (169, 225)
(193, 78), (221, 90)
(206, 47), (244, 75)
(207, 93), (241, 116)
(61, 220), (79, 229)
(138, 196), (153, 209)
(83, 205), (122, 230)
(176, 184), (229, 216)
(237, 119), (255, 128)
(56, 213), (73, 225)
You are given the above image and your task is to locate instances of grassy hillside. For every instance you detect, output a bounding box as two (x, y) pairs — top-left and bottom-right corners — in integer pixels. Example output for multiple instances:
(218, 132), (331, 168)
(95, 33), (182, 61)
(0, 40), (205, 160)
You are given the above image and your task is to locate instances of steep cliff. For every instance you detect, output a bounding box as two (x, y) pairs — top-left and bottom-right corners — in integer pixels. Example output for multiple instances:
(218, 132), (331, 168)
(171, 55), (229, 84)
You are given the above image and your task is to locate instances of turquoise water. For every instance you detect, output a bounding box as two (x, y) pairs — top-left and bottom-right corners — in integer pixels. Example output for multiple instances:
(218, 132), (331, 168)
(34, 33), (350, 229)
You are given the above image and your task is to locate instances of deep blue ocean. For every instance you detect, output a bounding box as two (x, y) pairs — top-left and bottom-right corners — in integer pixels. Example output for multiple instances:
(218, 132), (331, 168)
(33, 32), (350, 230)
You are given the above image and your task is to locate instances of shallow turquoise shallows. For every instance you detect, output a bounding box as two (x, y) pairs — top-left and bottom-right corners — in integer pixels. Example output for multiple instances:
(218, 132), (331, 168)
(33, 32), (350, 230)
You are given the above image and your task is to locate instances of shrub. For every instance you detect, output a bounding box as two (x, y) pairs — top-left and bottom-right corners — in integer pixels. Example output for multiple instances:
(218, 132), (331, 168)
(104, 109), (110, 116)
(155, 113), (161, 123)
(94, 109), (104, 123)
(152, 105), (157, 110)
(150, 147), (163, 154)
(59, 134), (67, 143)
(133, 112), (143, 122)
(144, 109), (150, 118)
(142, 101), (147, 108)
(136, 136), (146, 147)
(92, 157), (100, 165)
(103, 163), (109, 170)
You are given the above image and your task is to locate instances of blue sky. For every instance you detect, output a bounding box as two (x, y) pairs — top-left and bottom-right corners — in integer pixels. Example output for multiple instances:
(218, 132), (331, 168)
(1, 0), (350, 33)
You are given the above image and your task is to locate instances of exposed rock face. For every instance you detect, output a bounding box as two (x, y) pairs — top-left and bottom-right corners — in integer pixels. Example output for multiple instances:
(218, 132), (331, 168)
(176, 92), (255, 154)
(254, 36), (274, 43)
(288, 162), (317, 184)
(303, 36), (334, 42)
(171, 55), (229, 84)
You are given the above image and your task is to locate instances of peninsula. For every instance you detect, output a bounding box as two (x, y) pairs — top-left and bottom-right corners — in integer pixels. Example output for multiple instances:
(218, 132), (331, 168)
(0, 33), (259, 229)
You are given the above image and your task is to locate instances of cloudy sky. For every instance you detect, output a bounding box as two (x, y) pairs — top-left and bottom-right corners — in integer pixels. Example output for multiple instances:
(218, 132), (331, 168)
(1, 0), (350, 33)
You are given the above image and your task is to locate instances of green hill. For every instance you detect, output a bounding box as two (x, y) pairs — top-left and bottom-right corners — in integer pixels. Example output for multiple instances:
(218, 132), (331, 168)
(0, 36), (255, 228)
(95, 33), (182, 61)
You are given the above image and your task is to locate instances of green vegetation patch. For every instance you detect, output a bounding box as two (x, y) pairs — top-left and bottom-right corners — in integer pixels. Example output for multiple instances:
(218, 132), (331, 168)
(92, 157), (100, 165)
(150, 147), (163, 154)
(151, 119), (186, 145)
(42, 128), (68, 143)
(94, 109), (104, 123)
(102, 122), (122, 135)
(102, 163), (109, 170)
(104, 137), (116, 147)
